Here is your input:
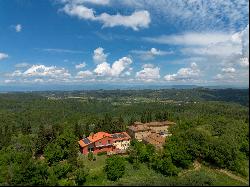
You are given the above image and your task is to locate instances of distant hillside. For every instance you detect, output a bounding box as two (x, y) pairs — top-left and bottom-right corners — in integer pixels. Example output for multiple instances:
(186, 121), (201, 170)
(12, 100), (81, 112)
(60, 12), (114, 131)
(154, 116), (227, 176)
(27, 88), (249, 107)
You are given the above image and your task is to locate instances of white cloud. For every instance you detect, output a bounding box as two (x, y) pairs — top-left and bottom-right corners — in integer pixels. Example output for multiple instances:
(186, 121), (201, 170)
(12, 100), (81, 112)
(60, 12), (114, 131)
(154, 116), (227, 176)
(131, 48), (173, 60)
(9, 70), (23, 77)
(146, 25), (249, 60)
(97, 10), (150, 31)
(61, 0), (110, 5)
(136, 63), (160, 82)
(164, 62), (201, 82)
(181, 42), (242, 57)
(62, 3), (95, 20)
(93, 47), (107, 64)
(213, 73), (236, 82)
(6, 65), (73, 84)
(15, 62), (30, 68)
(222, 67), (236, 73)
(8, 65), (71, 80)
(61, 2), (150, 30)
(94, 62), (111, 76)
(83, 0), (110, 5)
(110, 57), (133, 76)
(75, 70), (93, 78)
(23, 65), (71, 78)
(75, 62), (86, 69)
(43, 48), (83, 54)
(33, 78), (45, 83)
(144, 32), (232, 46)
(115, 0), (249, 31)
(94, 56), (133, 77)
(0, 53), (8, 61)
(232, 24), (249, 58)
(4, 79), (16, 84)
(213, 65), (239, 82)
(239, 57), (249, 67)
(15, 24), (22, 32)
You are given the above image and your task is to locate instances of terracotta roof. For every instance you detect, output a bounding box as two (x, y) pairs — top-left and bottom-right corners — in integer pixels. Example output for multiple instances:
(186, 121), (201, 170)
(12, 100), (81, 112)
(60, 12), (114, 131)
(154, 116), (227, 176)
(143, 133), (166, 147)
(79, 132), (111, 147)
(88, 132), (111, 142)
(79, 140), (87, 147)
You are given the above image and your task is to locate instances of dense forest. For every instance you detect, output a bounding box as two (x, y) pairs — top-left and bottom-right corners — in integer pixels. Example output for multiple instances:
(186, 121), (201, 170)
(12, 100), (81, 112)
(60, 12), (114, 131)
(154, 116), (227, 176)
(0, 88), (249, 186)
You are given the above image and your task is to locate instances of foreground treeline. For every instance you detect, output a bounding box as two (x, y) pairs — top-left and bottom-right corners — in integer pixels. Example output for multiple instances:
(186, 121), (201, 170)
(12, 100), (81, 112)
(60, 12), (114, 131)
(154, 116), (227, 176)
(0, 90), (249, 185)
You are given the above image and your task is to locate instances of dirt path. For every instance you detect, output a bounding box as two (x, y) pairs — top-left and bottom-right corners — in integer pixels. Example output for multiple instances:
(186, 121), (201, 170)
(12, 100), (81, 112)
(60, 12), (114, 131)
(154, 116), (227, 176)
(178, 160), (201, 176)
(193, 160), (201, 171)
(216, 169), (249, 185)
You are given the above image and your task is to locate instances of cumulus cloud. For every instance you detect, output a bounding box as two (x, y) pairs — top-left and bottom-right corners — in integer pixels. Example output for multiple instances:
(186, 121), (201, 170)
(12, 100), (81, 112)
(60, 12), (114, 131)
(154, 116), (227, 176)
(146, 24), (249, 85)
(136, 63), (160, 82)
(94, 56), (133, 77)
(93, 47), (107, 64)
(75, 70), (93, 78)
(213, 73), (237, 82)
(15, 24), (22, 32)
(131, 48), (173, 60)
(0, 53), (9, 61)
(110, 57), (133, 76)
(24, 65), (71, 78)
(97, 10), (150, 31)
(213, 65), (239, 82)
(9, 65), (71, 79)
(145, 31), (244, 58)
(6, 65), (72, 84)
(75, 62), (86, 69)
(61, 2), (150, 30)
(164, 62), (201, 82)
(222, 67), (236, 73)
(63, 3), (95, 20)
(93, 62), (111, 76)
(146, 25), (249, 60)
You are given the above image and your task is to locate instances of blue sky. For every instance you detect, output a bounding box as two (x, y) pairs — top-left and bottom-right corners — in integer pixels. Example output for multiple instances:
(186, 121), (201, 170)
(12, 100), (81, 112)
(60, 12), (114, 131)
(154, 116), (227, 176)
(0, 0), (249, 89)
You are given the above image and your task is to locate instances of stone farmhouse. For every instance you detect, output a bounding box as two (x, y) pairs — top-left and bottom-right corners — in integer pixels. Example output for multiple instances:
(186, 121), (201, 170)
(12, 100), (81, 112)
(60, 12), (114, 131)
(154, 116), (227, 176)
(127, 120), (176, 149)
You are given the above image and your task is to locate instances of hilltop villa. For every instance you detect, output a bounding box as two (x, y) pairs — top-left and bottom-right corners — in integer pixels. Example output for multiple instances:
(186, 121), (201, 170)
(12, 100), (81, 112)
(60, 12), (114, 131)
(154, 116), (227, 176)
(78, 131), (131, 155)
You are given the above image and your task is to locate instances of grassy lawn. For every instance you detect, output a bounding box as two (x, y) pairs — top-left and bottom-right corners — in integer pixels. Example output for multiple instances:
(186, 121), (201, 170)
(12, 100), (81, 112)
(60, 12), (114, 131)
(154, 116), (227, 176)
(78, 154), (248, 186)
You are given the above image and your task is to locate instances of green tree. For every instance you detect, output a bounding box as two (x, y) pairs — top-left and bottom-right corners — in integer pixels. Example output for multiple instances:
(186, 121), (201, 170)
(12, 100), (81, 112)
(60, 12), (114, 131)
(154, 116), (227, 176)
(75, 168), (88, 185)
(104, 155), (126, 181)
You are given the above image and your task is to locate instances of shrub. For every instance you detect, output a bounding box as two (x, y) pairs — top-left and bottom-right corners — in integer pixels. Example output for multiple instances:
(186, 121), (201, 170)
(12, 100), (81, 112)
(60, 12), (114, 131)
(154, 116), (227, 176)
(104, 155), (126, 181)
(88, 152), (94, 161)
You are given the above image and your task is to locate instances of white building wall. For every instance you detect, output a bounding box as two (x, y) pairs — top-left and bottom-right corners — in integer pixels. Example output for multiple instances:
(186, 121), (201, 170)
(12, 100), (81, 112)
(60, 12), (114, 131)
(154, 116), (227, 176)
(113, 140), (130, 150)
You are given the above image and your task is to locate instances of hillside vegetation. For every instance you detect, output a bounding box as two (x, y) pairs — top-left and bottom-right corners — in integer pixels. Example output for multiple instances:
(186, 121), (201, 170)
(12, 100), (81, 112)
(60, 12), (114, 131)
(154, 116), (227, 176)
(0, 88), (248, 185)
